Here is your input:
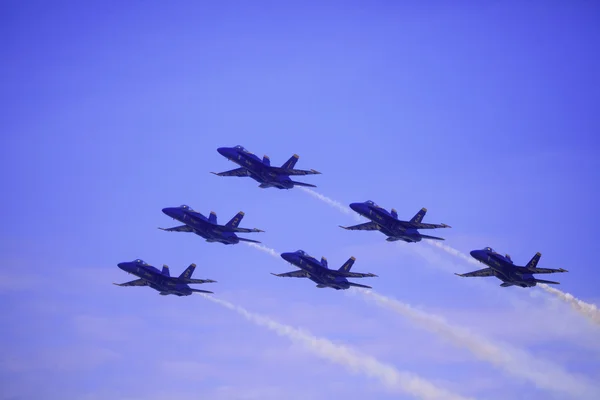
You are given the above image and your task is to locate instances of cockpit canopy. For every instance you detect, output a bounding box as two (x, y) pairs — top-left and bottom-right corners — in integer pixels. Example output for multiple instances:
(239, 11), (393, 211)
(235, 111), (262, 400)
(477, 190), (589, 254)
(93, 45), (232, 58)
(134, 259), (148, 265)
(180, 204), (193, 211)
(365, 200), (378, 206)
(484, 247), (495, 253)
(234, 145), (252, 154)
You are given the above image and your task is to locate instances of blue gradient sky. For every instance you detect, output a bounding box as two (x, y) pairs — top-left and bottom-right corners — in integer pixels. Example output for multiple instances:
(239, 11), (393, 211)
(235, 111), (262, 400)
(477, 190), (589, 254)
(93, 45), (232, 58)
(2, 1), (599, 399)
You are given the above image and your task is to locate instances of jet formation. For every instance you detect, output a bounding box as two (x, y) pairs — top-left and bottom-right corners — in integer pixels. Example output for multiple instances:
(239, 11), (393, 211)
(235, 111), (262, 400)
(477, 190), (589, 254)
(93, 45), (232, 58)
(114, 259), (216, 296)
(212, 145), (321, 189)
(116, 145), (569, 296)
(272, 250), (378, 290)
(341, 201), (451, 242)
(160, 205), (264, 245)
(456, 247), (568, 287)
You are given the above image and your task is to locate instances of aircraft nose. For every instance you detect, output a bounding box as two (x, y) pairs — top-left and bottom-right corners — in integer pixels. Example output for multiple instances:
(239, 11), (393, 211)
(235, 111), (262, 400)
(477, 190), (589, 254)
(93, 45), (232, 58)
(117, 262), (129, 271)
(280, 252), (295, 263)
(217, 147), (231, 157)
(470, 250), (483, 260)
(349, 203), (365, 213)
(162, 207), (178, 218)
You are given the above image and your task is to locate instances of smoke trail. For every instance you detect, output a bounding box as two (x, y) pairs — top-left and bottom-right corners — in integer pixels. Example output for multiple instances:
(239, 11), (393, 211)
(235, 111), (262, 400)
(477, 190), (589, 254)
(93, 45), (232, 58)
(201, 294), (472, 400)
(244, 242), (280, 259)
(298, 187), (362, 222)
(539, 284), (600, 326)
(425, 241), (481, 267)
(352, 288), (599, 398)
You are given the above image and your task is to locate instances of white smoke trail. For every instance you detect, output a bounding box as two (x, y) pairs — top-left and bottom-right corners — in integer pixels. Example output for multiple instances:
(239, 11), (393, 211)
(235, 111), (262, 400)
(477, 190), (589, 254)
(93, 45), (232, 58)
(352, 288), (599, 399)
(201, 294), (472, 400)
(539, 284), (600, 326)
(244, 242), (280, 259)
(425, 241), (481, 268)
(298, 187), (362, 222)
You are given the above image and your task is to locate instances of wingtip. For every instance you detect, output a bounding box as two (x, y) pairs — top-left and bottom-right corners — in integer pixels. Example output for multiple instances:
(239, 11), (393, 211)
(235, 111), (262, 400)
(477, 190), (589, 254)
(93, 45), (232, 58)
(454, 273), (464, 277)
(441, 223), (451, 228)
(210, 172), (219, 176)
(559, 268), (568, 272)
(310, 169), (321, 174)
(339, 225), (348, 230)
(270, 273), (280, 277)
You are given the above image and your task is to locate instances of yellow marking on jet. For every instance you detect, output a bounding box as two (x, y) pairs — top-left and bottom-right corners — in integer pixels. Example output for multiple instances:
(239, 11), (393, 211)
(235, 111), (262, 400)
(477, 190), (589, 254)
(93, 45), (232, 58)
(350, 257), (356, 261)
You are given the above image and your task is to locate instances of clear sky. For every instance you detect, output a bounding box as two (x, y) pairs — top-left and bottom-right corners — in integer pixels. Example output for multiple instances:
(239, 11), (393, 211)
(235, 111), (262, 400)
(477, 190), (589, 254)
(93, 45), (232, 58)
(1, 1), (599, 399)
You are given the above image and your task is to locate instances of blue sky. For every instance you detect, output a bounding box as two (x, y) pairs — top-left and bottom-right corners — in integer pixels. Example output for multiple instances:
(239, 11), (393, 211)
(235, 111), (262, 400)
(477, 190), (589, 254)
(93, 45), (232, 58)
(1, 1), (599, 399)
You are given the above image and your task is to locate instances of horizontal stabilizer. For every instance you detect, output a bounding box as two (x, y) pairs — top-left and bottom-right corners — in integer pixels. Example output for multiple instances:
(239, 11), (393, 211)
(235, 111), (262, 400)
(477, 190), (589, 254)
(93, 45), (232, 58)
(534, 278), (560, 285)
(178, 263), (196, 280)
(191, 289), (214, 294)
(347, 282), (373, 289)
(291, 180), (317, 188)
(236, 237), (262, 244)
(418, 233), (445, 241)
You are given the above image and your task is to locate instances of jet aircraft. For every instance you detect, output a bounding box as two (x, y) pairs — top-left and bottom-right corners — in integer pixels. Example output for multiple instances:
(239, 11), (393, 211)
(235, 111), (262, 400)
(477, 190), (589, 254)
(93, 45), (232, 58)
(212, 145), (321, 189)
(455, 247), (568, 287)
(114, 259), (216, 296)
(160, 205), (264, 244)
(340, 200), (451, 242)
(272, 250), (378, 290)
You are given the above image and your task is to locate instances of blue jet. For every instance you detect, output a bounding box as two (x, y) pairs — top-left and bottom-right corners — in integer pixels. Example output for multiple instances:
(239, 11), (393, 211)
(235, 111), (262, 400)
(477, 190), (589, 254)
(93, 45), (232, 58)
(455, 247), (568, 288)
(114, 259), (216, 296)
(341, 200), (451, 242)
(212, 145), (321, 189)
(160, 205), (264, 245)
(272, 250), (378, 290)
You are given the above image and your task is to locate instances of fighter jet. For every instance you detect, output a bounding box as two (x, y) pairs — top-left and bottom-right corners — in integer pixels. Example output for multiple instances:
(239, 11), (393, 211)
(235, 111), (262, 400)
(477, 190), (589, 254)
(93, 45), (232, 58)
(114, 259), (216, 296)
(340, 200), (451, 242)
(160, 205), (264, 245)
(272, 250), (378, 290)
(455, 247), (568, 288)
(212, 145), (321, 189)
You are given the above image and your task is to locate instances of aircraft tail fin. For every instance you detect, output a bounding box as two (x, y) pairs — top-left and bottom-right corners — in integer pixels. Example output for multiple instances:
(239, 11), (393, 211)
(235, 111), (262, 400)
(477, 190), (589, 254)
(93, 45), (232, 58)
(178, 263), (196, 280)
(338, 256), (356, 273)
(191, 288), (214, 294)
(236, 237), (262, 244)
(162, 264), (170, 277)
(321, 257), (328, 268)
(390, 208), (398, 219)
(419, 233), (445, 241)
(410, 208), (427, 224)
(263, 155), (270, 166)
(526, 252), (542, 270)
(534, 278), (560, 285)
(347, 282), (372, 289)
(208, 211), (217, 224)
(291, 180), (317, 188)
(281, 154), (299, 169)
(225, 212), (244, 229)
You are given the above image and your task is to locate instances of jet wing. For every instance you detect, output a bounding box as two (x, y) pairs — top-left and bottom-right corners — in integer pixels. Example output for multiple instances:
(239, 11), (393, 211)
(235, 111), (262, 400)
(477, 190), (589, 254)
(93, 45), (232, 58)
(159, 225), (194, 232)
(339, 222), (380, 231)
(335, 271), (378, 278)
(211, 168), (250, 177)
(113, 279), (148, 287)
(271, 270), (309, 278)
(412, 222), (451, 229)
(186, 278), (217, 284)
(455, 268), (495, 278)
(269, 167), (321, 176)
(228, 227), (265, 233)
(516, 267), (568, 275)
